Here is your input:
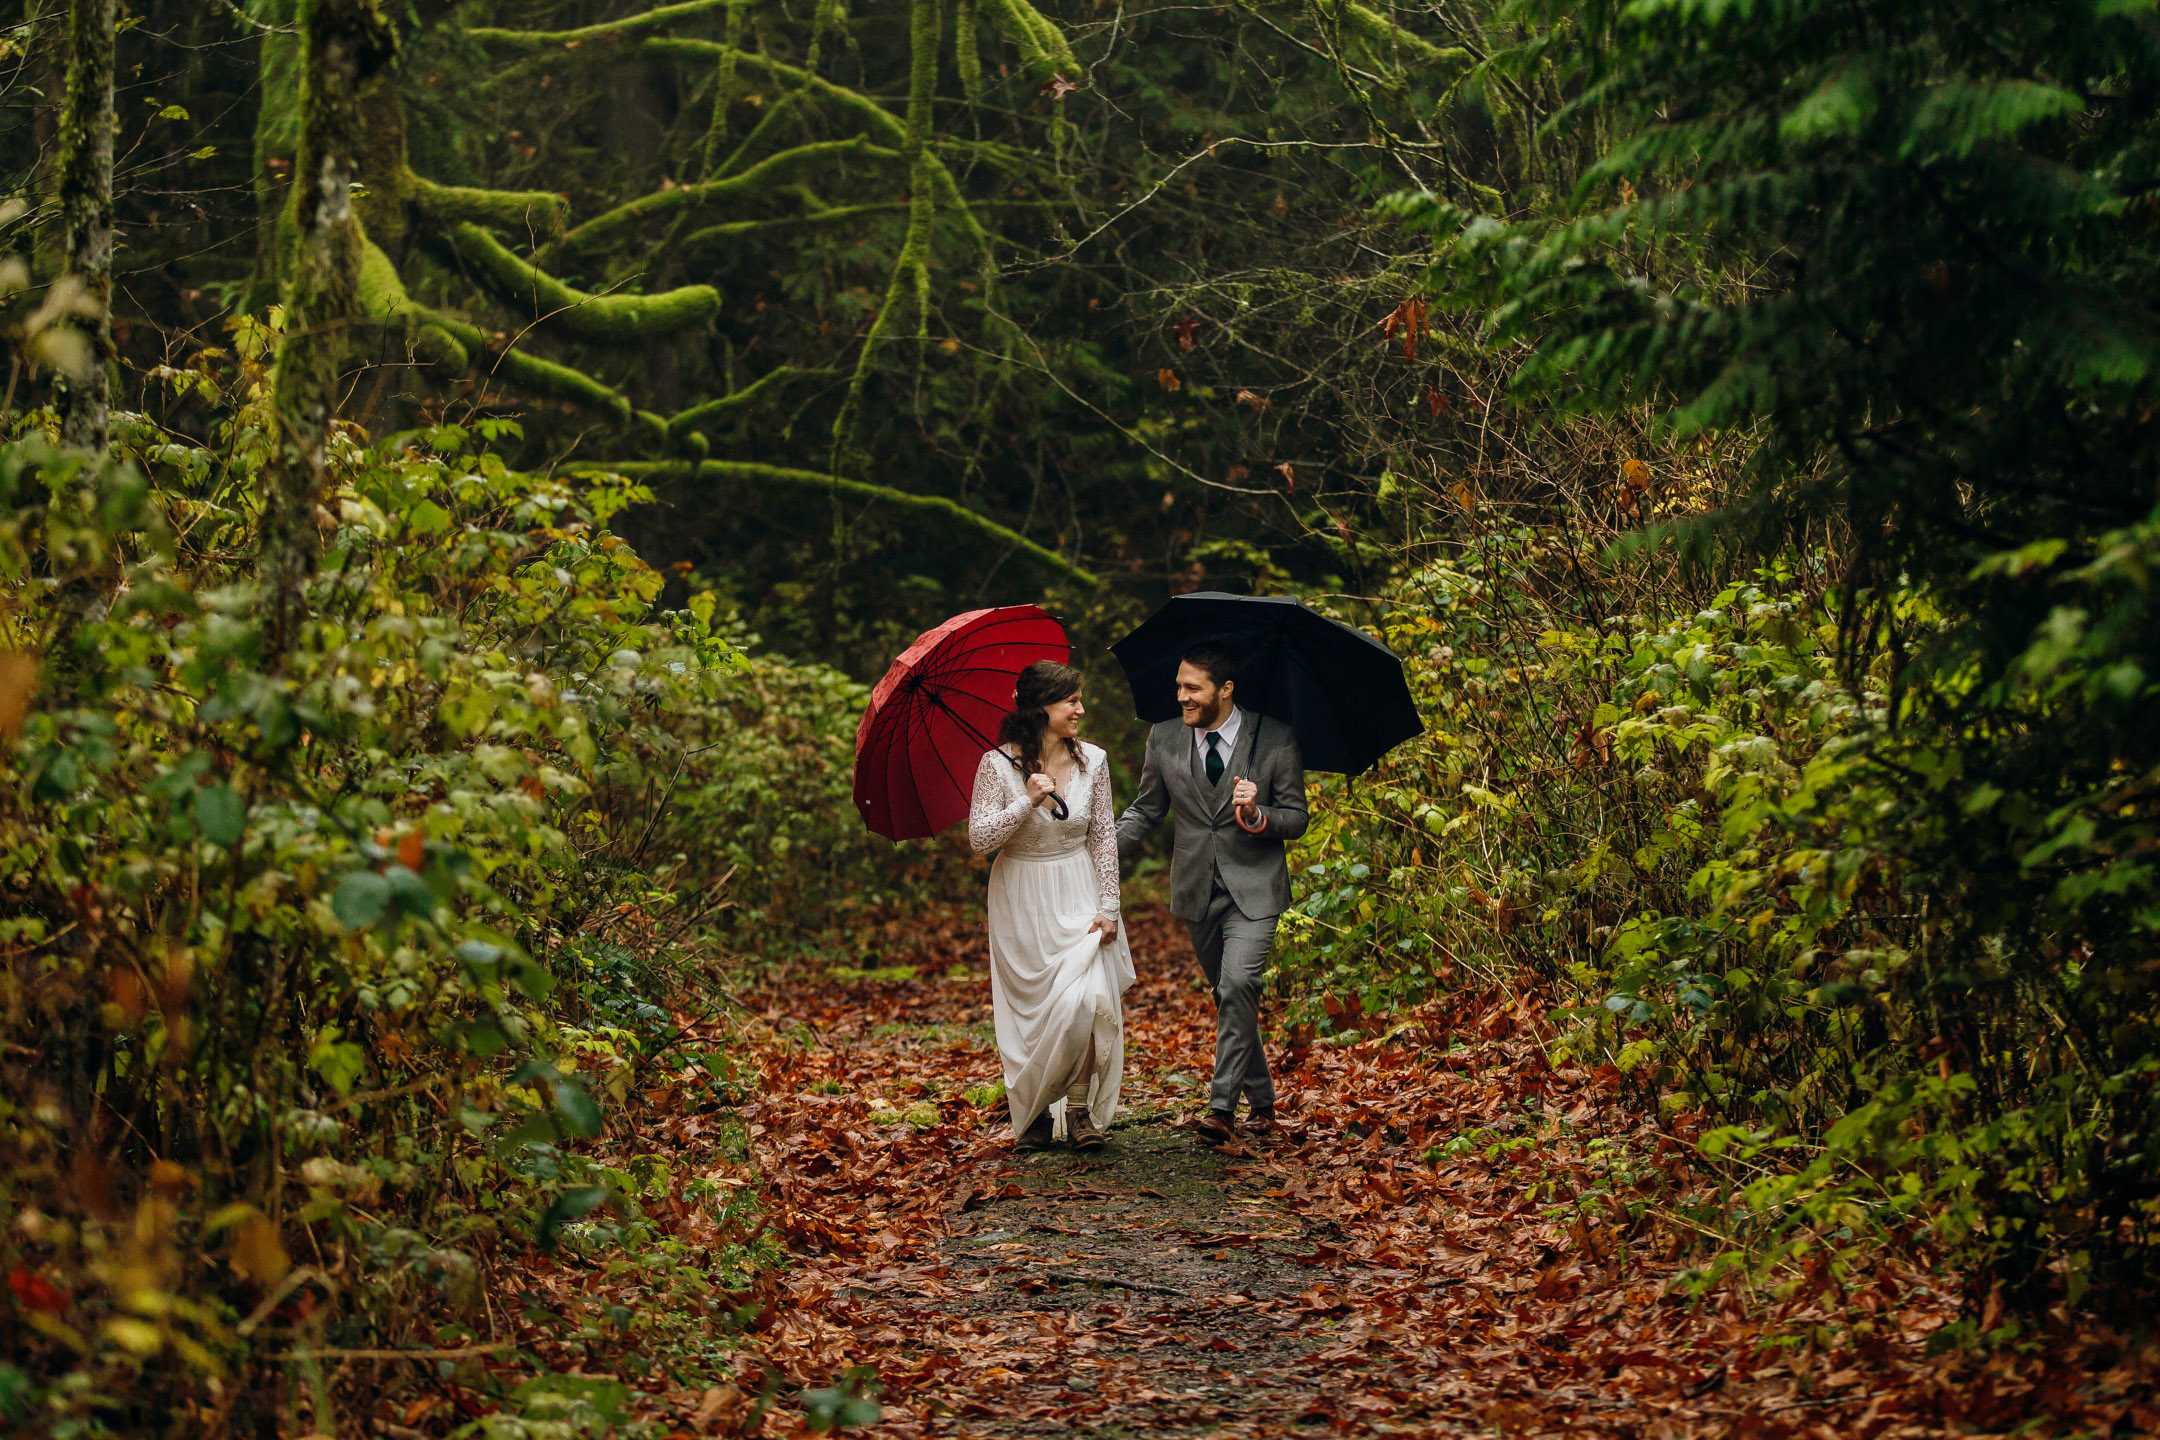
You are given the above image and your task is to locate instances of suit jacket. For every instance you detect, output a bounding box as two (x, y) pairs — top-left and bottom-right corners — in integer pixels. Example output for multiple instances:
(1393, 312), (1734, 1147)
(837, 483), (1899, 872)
(1115, 707), (1308, 922)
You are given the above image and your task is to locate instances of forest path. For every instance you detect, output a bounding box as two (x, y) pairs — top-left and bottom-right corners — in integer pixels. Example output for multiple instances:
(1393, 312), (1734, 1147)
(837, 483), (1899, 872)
(713, 905), (2105, 1438)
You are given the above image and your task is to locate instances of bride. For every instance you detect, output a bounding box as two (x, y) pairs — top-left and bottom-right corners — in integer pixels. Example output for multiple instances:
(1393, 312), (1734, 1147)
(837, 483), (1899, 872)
(968, 661), (1135, 1151)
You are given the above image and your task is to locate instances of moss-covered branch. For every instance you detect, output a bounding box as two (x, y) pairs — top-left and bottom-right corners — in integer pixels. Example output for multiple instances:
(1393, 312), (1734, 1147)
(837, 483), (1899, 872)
(679, 201), (912, 248)
(1315, 0), (1468, 69)
(359, 241), (667, 443)
(698, 0), (750, 176)
(829, 0), (939, 475)
(561, 459), (1096, 587)
(461, 0), (772, 49)
(665, 366), (831, 441)
(548, 137), (904, 256)
(471, 34), (990, 250)
(978, 0), (1076, 78)
(955, 0), (984, 105)
(442, 223), (719, 342)
(409, 172), (568, 237)
(357, 241), (469, 371)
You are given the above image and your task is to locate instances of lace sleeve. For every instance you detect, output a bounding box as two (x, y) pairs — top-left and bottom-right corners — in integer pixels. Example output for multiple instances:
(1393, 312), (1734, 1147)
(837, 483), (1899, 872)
(1087, 752), (1121, 917)
(968, 750), (1032, 855)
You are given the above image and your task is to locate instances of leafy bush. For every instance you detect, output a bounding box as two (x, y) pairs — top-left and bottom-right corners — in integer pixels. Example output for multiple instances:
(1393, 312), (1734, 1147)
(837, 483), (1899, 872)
(1300, 0), (2160, 1307)
(0, 328), (875, 1428)
(1281, 491), (2159, 1306)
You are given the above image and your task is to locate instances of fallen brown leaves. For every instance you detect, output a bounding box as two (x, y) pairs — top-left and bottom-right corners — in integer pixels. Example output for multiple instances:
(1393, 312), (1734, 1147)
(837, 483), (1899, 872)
(433, 905), (2160, 1437)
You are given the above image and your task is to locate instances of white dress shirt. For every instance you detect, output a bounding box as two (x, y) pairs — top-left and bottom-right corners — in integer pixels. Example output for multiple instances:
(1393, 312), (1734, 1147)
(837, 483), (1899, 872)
(1190, 706), (1268, 831)
(1193, 705), (1242, 769)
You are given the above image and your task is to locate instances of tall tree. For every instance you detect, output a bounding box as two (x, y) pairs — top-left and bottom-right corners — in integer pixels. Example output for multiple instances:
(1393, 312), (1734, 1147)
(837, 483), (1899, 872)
(53, 0), (113, 450)
(261, 0), (397, 652)
(1408, 0), (2160, 1282)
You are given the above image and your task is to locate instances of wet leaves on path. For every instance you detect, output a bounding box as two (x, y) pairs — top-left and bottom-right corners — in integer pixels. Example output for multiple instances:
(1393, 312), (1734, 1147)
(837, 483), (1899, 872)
(489, 905), (2159, 1437)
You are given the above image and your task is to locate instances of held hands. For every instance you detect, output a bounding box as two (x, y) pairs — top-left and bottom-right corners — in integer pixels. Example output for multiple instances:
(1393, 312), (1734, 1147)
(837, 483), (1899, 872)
(1232, 775), (1266, 832)
(1025, 772), (1059, 807)
(1088, 913), (1119, 943)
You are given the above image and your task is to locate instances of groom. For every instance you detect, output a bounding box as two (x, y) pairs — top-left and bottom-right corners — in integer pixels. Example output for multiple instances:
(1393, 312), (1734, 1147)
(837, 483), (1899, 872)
(1116, 645), (1307, 1144)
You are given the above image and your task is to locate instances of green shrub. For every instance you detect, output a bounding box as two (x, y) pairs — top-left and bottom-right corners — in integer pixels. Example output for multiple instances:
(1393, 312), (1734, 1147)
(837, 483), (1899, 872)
(0, 330), (874, 1427)
(1280, 505), (2158, 1304)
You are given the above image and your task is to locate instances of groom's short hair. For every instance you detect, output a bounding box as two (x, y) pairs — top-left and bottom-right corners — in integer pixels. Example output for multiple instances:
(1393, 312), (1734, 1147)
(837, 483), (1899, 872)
(1180, 644), (1239, 689)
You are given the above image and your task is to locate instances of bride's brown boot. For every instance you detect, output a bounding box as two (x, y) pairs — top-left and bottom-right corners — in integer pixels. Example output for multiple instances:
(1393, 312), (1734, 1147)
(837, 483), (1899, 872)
(1015, 1112), (1054, 1151)
(1068, 1108), (1106, 1151)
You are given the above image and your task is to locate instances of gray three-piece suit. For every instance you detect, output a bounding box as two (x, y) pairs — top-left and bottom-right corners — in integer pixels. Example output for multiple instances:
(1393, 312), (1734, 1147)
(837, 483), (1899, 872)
(1115, 708), (1308, 1116)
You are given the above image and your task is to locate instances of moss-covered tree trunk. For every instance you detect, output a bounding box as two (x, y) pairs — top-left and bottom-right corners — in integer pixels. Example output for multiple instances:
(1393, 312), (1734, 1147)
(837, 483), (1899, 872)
(827, 0), (939, 476)
(54, 0), (114, 452)
(261, 0), (395, 655)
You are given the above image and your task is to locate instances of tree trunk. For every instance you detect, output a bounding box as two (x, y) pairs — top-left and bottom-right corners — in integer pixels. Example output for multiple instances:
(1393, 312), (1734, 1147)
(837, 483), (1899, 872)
(261, 0), (395, 656)
(54, 0), (114, 452)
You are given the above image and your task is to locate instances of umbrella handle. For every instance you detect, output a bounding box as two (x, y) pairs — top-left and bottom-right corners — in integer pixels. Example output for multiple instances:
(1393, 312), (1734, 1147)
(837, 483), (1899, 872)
(1001, 752), (1070, 821)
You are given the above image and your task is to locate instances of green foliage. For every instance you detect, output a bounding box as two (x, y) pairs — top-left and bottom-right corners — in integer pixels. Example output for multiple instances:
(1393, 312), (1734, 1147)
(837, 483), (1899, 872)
(0, 332), (877, 1425)
(1286, 484), (2160, 1300)
(1371, 0), (2160, 1298)
(802, 1365), (881, 1431)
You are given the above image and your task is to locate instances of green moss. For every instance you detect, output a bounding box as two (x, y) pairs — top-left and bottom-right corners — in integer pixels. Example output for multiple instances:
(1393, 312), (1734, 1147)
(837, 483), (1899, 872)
(550, 137), (903, 256)
(357, 241), (468, 372)
(358, 241), (637, 422)
(679, 200), (911, 249)
(955, 0), (984, 105)
(462, 0), (753, 48)
(475, 35), (990, 251)
(410, 173), (569, 238)
(444, 223), (718, 342)
(802, 0), (848, 77)
(978, 0), (1076, 78)
(698, 0), (750, 176)
(56, 0), (117, 451)
(1320, 0), (1469, 68)
(829, 0), (940, 475)
(251, 0), (302, 162)
(665, 366), (831, 440)
(561, 459), (1096, 588)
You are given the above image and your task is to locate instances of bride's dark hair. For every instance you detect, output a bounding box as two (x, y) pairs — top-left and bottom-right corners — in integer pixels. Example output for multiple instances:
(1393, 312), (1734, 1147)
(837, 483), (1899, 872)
(999, 660), (1086, 776)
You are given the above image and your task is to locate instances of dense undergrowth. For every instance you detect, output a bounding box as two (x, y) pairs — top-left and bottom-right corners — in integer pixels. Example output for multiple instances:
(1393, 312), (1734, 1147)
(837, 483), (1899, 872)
(1265, 0), (2160, 1321)
(0, 330), (973, 1434)
(1277, 463), (2160, 1317)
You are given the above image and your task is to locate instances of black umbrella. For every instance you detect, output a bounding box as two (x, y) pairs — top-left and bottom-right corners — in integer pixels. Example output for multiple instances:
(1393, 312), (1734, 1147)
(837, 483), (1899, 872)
(1109, 592), (1423, 775)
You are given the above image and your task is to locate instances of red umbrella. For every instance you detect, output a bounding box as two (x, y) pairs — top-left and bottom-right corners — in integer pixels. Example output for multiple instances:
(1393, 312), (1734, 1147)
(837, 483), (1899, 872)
(853, 605), (1070, 840)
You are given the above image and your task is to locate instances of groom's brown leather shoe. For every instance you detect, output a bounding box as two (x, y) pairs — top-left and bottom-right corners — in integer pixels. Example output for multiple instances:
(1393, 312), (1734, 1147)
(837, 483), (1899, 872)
(1245, 1108), (1276, 1139)
(1193, 1109), (1237, 1146)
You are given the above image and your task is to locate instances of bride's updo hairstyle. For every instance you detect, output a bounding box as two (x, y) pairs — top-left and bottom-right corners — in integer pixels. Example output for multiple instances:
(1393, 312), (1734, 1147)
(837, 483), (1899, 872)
(1000, 660), (1087, 777)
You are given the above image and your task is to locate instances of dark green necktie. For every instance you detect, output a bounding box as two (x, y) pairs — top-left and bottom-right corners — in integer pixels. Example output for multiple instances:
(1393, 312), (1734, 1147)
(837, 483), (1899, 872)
(1205, 731), (1224, 785)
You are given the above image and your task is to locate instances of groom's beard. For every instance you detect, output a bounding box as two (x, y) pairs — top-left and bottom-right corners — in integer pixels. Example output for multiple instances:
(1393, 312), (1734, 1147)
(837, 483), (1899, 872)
(1183, 696), (1231, 730)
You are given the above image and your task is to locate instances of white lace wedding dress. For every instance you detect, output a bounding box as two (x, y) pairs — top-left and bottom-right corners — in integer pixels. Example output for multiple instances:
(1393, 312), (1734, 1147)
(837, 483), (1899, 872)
(968, 742), (1135, 1140)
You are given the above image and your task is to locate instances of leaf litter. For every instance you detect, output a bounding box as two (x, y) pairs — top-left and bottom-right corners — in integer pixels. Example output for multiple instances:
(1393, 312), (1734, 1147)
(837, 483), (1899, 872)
(473, 905), (2158, 1437)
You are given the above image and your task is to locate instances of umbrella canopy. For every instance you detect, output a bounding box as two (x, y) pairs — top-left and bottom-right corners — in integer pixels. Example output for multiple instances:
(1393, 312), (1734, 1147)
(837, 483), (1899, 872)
(854, 605), (1070, 840)
(1109, 592), (1422, 775)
